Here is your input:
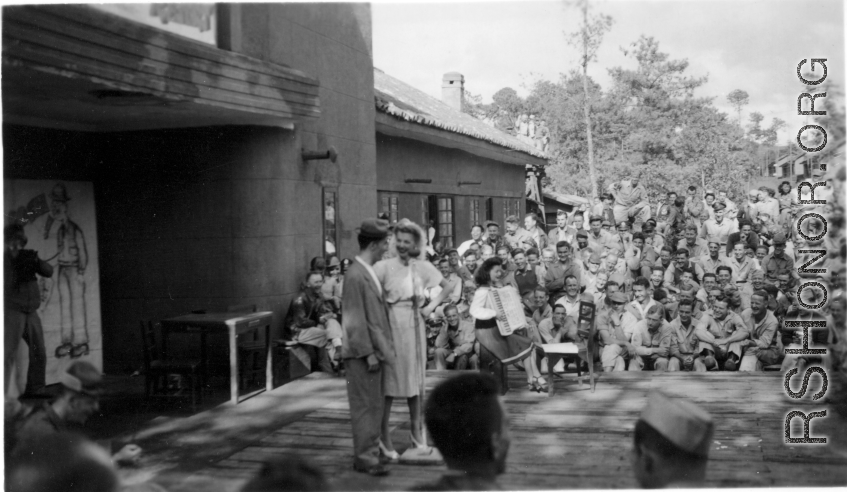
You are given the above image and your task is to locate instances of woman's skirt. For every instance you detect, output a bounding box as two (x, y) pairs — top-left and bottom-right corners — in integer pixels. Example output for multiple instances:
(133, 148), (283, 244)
(384, 301), (427, 398)
(474, 317), (534, 365)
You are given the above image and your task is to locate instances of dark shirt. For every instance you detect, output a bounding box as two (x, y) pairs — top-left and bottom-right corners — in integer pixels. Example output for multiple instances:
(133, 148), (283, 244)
(9, 403), (73, 453)
(283, 289), (333, 339)
(505, 268), (538, 298)
(4, 250), (52, 313)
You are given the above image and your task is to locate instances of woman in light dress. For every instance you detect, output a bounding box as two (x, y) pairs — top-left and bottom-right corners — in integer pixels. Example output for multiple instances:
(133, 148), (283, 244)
(374, 219), (452, 459)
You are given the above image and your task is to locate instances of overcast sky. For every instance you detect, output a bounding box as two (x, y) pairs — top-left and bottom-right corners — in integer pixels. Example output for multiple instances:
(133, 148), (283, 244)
(373, 0), (845, 144)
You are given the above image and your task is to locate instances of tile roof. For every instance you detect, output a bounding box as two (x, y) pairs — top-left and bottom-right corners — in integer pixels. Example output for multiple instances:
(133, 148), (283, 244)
(373, 68), (547, 160)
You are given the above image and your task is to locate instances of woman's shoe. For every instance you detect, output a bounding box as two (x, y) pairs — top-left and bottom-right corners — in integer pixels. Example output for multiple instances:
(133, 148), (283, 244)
(378, 439), (400, 462)
(54, 343), (73, 358)
(410, 433), (429, 449)
(533, 377), (549, 393)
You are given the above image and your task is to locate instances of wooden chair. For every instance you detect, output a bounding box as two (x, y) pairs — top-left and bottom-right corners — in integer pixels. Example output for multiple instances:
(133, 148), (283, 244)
(140, 321), (203, 411)
(546, 304), (598, 395)
(227, 304), (267, 390)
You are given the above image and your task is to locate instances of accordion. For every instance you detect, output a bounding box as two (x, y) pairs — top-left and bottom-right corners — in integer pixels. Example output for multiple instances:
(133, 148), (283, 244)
(487, 286), (527, 337)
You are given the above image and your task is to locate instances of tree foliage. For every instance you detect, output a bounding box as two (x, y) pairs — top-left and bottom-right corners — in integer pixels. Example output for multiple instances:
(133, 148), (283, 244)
(467, 37), (797, 203)
(505, 37), (759, 202)
(727, 89), (749, 124)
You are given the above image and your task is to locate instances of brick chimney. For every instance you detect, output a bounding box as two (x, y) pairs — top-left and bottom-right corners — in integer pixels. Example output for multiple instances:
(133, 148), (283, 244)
(441, 72), (464, 111)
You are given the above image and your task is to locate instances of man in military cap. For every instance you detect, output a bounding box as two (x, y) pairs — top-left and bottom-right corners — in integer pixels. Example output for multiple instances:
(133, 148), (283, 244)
(699, 201), (737, 251)
(760, 232), (798, 284)
(582, 250), (605, 295)
(632, 391), (714, 488)
(12, 361), (142, 465)
(598, 291), (638, 372)
(575, 230), (590, 253)
(587, 214), (615, 254)
(342, 218), (394, 476)
(641, 219), (664, 251)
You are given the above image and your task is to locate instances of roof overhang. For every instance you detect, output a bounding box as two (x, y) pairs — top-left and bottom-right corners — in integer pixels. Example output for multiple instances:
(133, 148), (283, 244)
(543, 191), (589, 207)
(376, 112), (548, 167)
(2, 5), (321, 132)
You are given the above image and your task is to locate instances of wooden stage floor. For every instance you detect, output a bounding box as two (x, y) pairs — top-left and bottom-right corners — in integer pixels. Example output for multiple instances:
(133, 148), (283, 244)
(171, 369), (847, 491)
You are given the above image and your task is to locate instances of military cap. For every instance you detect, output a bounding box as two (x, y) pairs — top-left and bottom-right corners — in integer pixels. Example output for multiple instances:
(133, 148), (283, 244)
(60, 361), (104, 397)
(639, 391), (714, 458)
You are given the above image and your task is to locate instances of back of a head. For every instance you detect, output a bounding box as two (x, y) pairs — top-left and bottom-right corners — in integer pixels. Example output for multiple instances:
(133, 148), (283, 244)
(241, 455), (330, 492)
(633, 392), (713, 488)
(9, 432), (119, 492)
(634, 419), (706, 467)
(425, 373), (503, 466)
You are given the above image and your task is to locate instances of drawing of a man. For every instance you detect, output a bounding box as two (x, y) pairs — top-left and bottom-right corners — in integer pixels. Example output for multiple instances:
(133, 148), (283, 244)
(46, 183), (89, 358)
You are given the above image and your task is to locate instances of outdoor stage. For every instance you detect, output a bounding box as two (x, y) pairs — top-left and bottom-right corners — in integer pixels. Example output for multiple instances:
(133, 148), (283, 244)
(119, 369), (847, 491)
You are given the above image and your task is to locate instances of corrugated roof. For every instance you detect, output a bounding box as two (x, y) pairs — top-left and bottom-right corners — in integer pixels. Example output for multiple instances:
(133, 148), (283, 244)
(543, 190), (589, 207)
(373, 68), (547, 160)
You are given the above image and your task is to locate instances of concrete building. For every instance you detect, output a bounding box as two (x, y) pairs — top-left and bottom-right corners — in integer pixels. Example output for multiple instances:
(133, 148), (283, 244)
(374, 69), (547, 249)
(3, 4), (376, 377)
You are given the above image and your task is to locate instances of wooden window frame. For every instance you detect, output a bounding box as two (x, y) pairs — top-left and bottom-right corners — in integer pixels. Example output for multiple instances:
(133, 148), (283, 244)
(437, 196), (454, 249)
(322, 187), (338, 257)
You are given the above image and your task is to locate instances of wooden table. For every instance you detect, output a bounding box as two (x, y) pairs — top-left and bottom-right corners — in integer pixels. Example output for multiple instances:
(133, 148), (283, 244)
(542, 341), (595, 395)
(161, 311), (274, 405)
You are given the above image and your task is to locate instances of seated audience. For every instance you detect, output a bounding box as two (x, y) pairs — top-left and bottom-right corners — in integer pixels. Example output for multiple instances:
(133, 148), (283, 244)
(696, 295), (748, 371)
(668, 300), (706, 372)
(284, 271), (343, 373)
(738, 290), (782, 371)
(598, 291), (637, 372)
(434, 305), (478, 371)
(630, 304), (674, 371)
